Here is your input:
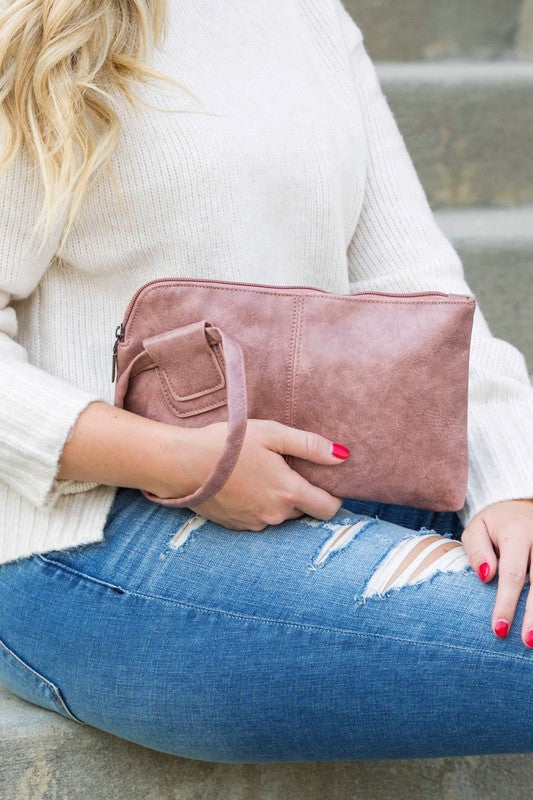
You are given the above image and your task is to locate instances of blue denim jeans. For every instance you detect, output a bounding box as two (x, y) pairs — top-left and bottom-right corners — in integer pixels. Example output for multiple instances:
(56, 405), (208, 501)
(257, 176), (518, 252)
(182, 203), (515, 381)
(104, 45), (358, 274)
(0, 487), (532, 763)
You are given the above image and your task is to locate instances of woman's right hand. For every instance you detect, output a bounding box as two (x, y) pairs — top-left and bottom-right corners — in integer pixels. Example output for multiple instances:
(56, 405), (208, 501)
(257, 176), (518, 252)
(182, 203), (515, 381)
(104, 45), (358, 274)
(155, 419), (348, 530)
(56, 402), (347, 530)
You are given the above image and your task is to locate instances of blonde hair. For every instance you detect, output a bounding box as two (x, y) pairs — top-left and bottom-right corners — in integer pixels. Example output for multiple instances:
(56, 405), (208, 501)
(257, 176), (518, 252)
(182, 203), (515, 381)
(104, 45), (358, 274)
(0, 0), (190, 254)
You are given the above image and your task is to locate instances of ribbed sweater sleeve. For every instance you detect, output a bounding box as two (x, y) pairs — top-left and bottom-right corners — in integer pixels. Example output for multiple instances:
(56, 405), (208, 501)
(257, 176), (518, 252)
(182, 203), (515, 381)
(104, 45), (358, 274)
(336, 6), (533, 527)
(0, 154), (106, 509)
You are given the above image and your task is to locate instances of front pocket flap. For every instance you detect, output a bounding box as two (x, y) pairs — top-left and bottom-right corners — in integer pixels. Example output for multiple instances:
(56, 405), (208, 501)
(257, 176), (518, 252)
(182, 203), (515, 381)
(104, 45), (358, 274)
(143, 320), (226, 402)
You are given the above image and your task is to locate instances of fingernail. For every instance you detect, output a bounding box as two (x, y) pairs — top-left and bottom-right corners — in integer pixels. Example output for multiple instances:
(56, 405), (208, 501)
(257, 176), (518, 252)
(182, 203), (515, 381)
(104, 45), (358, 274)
(331, 442), (350, 460)
(525, 630), (533, 648)
(495, 619), (509, 638)
(477, 561), (490, 582)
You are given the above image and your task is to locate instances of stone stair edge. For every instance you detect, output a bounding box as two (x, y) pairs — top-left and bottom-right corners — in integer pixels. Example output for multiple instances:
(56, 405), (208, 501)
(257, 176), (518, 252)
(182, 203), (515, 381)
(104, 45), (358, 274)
(376, 59), (533, 82)
(342, 0), (527, 63)
(434, 206), (533, 242)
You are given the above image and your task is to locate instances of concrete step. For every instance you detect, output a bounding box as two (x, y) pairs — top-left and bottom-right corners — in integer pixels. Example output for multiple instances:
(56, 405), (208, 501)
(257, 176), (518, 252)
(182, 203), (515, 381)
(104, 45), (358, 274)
(2, 685), (533, 800)
(376, 60), (533, 208)
(521, 0), (533, 56)
(434, 206), (533, 372)
(343, 0), (525, 61)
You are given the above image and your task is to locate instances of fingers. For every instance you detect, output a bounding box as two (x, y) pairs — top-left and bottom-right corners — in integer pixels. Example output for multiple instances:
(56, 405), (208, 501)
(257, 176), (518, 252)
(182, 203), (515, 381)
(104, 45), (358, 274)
(269, 422), (350, 466)
(255, 421), (347, 519)
(461, 515), (498, 584)
(492, 532), (530, 639)
(462, 512), (531, 642)
(522, 550), (533, 648)
(290, 475), (343, 520)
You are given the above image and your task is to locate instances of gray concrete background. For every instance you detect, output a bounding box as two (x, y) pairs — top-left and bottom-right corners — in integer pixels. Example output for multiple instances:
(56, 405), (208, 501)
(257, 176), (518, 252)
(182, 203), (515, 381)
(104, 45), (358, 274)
(345, 0), (527, 61)
(344, 0), (533, 372)
(520, 0), (533, 55)
(435, 207), (533, 370)
(377, 62), (533, 208)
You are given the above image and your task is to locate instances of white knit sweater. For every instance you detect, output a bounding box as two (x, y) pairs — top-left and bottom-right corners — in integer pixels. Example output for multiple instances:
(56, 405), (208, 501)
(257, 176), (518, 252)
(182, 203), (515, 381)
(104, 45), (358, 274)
(1, 0), (532, 565)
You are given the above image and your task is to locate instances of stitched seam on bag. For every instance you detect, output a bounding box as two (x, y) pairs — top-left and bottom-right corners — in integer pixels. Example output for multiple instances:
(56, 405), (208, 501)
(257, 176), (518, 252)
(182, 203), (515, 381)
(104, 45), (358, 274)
(156, 371), (227, 417)
(130, 361), (154, 380)
(130, 349), (226, 409)
(34, 556), (533, 664)
(235, 334), (248, 434)
(158, 341), (225, 401)
(212, 341), (226, 374)
(290, 296), (304, 428)
(123, 285), (473, 346)
(285, 298), (300, 427)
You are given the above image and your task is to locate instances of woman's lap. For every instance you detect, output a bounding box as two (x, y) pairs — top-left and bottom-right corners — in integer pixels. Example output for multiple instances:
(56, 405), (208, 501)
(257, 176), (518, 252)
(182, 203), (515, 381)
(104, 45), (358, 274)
(0, 486), (531, 762)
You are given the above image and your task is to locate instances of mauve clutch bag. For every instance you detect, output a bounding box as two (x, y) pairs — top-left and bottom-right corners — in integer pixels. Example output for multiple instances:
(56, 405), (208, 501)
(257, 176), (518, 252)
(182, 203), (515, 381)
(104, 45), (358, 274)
(112, 277), (476, 512)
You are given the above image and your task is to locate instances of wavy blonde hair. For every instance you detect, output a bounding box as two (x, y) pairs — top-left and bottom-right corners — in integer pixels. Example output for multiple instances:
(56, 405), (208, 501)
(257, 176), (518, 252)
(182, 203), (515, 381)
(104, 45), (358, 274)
(0, 0), (191, 254)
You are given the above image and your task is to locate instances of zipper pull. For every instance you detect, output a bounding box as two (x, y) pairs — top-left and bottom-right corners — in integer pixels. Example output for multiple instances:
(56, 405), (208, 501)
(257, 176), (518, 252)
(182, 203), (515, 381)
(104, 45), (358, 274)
(111, 323), (125, 383)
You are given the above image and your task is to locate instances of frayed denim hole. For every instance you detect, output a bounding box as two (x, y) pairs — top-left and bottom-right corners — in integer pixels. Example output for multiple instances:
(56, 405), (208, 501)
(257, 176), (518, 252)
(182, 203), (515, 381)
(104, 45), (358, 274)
(353, 562), (474, 608)
(297, 508), (376, 533)
(167, 513), (208, 551)
(417, 526), (461, 543)
(350, 529), (418, 596)
(307, 517), (381, 572)
(353, 532), (473, 609)
(422, 526), (455, 542)
(399, 525), (456, 542)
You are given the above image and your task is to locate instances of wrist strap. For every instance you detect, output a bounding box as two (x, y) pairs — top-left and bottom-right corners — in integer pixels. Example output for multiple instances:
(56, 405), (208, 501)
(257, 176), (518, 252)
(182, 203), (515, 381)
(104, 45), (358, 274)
(141, 322), (248, 508)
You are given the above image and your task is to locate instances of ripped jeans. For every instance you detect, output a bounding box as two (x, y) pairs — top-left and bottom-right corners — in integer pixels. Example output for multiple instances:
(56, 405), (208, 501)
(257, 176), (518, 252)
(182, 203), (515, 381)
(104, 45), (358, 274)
(1, 487), (532, 763)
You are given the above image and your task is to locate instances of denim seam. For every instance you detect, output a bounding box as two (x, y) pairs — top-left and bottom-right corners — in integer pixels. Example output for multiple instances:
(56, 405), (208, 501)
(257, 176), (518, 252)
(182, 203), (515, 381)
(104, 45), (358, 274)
(36, 554), (533, 665)
(0, 637), (85, 723)
(37, 554), (125, 593)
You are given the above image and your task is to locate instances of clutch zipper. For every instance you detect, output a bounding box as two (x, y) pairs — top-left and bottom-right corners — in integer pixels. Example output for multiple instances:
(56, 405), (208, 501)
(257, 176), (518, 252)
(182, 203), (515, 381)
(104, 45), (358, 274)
(111, 323), (125, 383)
(111, 276), (471, 382)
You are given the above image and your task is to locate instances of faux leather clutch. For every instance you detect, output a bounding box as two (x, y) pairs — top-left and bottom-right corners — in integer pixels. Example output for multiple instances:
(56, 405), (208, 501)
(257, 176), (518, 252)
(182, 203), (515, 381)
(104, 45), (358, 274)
(112, 277), (476, 512)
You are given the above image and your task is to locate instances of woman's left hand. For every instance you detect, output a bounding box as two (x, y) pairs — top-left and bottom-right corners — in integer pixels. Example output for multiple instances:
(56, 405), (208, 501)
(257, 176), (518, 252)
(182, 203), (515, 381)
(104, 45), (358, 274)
(461, 498), (533, 647)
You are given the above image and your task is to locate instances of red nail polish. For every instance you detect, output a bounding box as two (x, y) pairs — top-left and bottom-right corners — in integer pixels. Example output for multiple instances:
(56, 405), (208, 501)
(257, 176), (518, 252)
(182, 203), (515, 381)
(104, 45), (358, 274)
(525, 630), (533, 647)
(495, 619), (509, 638)
(332, 442), (350, 460)
(477, 562), (490, 582)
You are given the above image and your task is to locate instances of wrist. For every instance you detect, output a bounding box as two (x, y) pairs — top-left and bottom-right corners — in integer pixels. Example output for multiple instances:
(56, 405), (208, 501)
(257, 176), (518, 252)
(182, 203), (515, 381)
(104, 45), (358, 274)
(141, 423), (202, 500)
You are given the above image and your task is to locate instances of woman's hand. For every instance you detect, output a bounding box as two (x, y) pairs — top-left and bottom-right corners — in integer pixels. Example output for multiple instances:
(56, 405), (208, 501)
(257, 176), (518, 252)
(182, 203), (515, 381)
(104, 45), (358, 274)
(56, 403), (346, 529)
(461, 498), (533, 647)
(162, 419), (347, 531)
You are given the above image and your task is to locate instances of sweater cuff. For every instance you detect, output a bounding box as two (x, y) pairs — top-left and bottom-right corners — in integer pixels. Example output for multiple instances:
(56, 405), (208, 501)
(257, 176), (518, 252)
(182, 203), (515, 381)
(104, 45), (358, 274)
(457, 396), (533, 528)
(0, 359), (106, 510)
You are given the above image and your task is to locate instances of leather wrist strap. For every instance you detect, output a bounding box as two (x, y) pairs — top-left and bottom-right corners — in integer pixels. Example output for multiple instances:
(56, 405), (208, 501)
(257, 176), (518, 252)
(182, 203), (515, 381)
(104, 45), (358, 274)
(141, 322), (248, 508)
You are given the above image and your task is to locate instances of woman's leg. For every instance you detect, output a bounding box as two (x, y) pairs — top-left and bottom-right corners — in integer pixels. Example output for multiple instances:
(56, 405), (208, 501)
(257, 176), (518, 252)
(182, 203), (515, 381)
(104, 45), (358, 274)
(0, 487), (530, 763)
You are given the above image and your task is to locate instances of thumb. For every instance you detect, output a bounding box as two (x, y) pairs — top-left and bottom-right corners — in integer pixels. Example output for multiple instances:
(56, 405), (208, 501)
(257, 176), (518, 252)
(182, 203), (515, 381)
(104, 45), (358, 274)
(272, 424), (351, 465)
(461, 512), (498, 583)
